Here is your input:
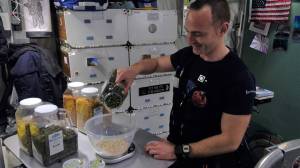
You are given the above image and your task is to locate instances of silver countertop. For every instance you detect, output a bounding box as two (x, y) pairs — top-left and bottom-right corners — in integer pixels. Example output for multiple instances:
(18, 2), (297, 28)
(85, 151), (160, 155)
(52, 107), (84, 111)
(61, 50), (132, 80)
(3, 129), (173, 168)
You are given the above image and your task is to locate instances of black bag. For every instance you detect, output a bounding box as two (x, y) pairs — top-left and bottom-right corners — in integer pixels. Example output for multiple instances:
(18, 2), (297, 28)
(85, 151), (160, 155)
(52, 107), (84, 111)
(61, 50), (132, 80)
(9, 44), (67, 107)
(0, 17), (8, 64)
(0, 17), (10, 129)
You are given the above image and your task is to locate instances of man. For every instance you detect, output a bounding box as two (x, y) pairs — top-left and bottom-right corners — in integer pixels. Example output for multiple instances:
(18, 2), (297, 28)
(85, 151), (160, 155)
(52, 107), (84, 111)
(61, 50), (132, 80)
(116, 0), (256, 167)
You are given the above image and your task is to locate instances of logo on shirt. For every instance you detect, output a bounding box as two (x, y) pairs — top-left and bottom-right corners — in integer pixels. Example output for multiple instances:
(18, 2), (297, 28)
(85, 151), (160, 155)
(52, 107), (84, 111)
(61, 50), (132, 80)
(192, 90), (207, 108)
(197, 74), (207, 83)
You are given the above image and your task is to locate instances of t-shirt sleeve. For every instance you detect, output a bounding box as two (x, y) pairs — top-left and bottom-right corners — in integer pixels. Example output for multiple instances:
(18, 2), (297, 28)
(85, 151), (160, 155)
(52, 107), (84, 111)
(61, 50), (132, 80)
(170, 46), (191, 69)
(223, 70), (256, 115)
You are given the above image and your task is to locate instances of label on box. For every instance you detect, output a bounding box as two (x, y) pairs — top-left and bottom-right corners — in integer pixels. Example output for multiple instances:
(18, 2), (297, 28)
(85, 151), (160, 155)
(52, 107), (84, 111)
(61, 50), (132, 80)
(48, 130), (64, 156)
(139, 83), (170, 96)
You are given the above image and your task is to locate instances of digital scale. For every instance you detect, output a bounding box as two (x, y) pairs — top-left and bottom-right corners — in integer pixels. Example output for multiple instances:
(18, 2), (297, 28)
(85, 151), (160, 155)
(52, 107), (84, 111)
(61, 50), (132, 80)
(97, 143), (136, 164)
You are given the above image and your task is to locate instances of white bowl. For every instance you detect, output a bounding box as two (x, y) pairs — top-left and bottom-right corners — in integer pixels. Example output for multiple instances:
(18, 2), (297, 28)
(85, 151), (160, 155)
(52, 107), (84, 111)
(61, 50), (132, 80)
(84, 113), (136, 158)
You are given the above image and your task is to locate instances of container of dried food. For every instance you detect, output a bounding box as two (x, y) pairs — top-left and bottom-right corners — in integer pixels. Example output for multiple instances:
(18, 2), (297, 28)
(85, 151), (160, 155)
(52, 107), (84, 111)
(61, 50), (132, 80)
(76, 87), (106, 132)
(16, 97), (42, 155)
(84, 113), (136, 159)
(63, 82), (85, 126)
(30, 104), (78, 166)
(101, 69), (127, 109)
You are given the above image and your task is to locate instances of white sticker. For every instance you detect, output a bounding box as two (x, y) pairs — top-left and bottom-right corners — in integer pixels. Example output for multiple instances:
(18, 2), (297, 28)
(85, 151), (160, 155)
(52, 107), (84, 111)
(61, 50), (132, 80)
(173, 76), (179, 88)
(48, 130), (64, 156)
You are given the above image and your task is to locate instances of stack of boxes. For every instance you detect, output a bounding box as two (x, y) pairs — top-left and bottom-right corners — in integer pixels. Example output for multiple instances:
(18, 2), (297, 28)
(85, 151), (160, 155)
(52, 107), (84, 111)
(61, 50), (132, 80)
(128, 10), (177, 136)
(58, 9), (130, 113)
(57, 6), (178, 136)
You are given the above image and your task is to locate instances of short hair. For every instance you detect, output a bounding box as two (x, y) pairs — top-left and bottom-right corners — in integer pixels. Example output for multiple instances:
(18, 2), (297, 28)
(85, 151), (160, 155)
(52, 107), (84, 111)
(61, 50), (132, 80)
(189, 0), (230, 25)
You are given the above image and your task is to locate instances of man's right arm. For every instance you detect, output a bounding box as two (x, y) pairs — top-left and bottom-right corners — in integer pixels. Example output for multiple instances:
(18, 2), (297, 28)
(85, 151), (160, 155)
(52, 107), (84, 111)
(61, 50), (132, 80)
(116, 56), (174, 93)
(133, 55), (174, 75)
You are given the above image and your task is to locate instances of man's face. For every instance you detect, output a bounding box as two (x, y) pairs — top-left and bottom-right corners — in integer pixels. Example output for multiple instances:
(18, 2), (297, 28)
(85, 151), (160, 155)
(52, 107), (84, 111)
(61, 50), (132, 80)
(185, 6), (227, 56)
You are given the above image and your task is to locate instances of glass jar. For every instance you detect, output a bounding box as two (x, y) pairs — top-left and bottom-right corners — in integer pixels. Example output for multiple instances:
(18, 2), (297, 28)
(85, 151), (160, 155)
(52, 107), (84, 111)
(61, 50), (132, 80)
(76, 87), (103, 132)
(30, 104), (78, 166)
(100, 69), (127, 109)
(15, 97), (42, 155)
(63, 82), (85, 127)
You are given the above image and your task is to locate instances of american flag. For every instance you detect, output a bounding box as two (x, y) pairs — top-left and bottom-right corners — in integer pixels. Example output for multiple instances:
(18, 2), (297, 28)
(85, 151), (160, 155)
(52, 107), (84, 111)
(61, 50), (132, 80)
(250, 0), (292, 22)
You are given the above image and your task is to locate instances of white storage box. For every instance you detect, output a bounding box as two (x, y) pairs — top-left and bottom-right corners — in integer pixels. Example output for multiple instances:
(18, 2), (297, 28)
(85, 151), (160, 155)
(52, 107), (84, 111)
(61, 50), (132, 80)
(129, 44), (177, 78)
(61, 46), (129, 83)
(134, 104), (172, 135)
(128, 10), (177, 45)
(130, 76), (173, 109)
(57, 9), (128, 48)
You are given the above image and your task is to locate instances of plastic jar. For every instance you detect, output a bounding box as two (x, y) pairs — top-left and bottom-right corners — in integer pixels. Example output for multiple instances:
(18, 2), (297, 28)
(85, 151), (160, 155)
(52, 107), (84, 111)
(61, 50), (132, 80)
(101, 69), (127, 109)
(76, 87), (103, 132)
(63, 82), (85, 127)
(30, 104), (78, 166)
(15, 97), (42, 155)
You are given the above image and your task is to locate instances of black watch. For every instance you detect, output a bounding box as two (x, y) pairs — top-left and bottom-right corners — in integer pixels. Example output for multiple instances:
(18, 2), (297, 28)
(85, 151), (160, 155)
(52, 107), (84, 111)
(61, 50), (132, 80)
(175, 144), (191, 159)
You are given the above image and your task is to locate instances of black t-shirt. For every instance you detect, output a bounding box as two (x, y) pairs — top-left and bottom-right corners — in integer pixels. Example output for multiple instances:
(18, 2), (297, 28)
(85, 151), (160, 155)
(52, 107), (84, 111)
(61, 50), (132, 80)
(167, 46), (256, 167)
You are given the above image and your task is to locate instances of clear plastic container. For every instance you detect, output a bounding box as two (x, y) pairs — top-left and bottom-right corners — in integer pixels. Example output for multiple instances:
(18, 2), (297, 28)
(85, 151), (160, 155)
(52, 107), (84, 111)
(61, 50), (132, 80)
(84, 113), (136, 158)
(76, 87), (103, 132)
(63, 82), (85, 127)
(63, 158), (88, 168)
(30, 104), (78, 166)
(101, 69), (127, 109)
(16, 97), (42, 155)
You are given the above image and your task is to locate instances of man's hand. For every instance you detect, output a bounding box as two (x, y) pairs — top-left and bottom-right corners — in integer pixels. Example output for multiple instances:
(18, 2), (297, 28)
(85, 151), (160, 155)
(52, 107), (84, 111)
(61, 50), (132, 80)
(115, 67), (139, 94)
(145, 139), (176, 160)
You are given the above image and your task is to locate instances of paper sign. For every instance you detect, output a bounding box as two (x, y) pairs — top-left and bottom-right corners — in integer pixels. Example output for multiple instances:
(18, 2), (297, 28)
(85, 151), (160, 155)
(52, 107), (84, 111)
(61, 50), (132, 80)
(250, 34), (269, 54)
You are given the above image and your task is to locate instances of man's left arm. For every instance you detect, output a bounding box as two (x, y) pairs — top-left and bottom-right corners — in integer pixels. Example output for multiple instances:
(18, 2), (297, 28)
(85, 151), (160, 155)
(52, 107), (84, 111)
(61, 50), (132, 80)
(189, 113), (251, 158)
(145, 112), (251, 160)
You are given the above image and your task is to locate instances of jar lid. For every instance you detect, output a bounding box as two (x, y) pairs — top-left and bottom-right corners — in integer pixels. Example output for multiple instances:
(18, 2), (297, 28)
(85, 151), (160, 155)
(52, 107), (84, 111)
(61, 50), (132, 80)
(34, 104), (58, 117)
(81, 87), (98, 97)
(20, 98), (42, 107)
(90, 158), (105, 168)
(68, 82), (85, 89)
(63, 158), (88, 168)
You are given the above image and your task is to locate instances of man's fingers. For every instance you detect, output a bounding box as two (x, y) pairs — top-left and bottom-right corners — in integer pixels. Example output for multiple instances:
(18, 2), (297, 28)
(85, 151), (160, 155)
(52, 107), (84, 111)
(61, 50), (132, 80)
(153, 154), (162, 160)
(148, 149), (157, 155)
(115, 71), (123, 83)
(145, 145), (151, 152)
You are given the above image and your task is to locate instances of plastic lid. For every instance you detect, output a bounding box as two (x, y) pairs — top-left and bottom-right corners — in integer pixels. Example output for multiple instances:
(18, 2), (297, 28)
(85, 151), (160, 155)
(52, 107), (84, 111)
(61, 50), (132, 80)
(34, 104), (58, 117)
(81, 87), (98, 97)
(63, 158), (88, 168)
(90, 158), (105, 168)
(20, 98), (42, 107)
(68, 82), (85, 89)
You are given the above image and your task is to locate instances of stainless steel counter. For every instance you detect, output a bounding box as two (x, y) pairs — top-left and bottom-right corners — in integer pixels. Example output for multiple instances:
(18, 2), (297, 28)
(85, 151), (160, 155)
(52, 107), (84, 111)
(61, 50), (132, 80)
(3, 129), (173, 168)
